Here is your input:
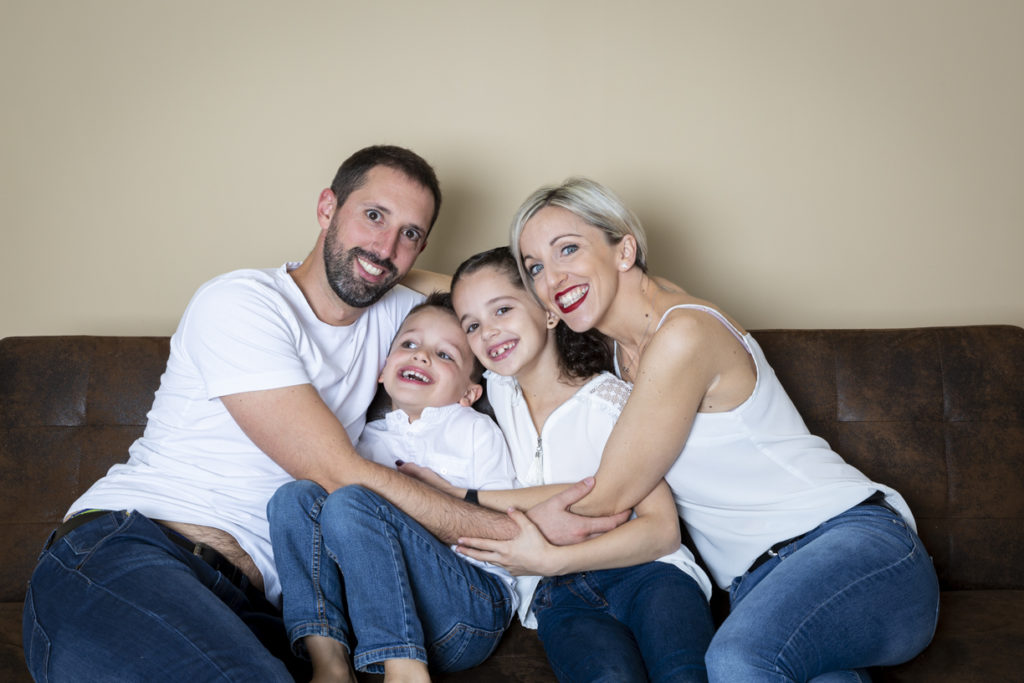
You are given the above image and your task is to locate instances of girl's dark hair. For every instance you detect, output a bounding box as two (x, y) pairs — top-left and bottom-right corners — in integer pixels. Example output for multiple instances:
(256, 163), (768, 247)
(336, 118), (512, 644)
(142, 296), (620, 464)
(452, 246), (612, 380)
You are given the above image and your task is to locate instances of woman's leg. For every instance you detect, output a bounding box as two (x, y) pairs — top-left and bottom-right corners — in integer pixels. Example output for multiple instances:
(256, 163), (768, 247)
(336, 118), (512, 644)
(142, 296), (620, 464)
(608, 563), (714, 683)
(321, 485), (513, 675)
(266, 480), (353, 659)
(532, 573), (649, 683)
(705, 504), (939, 682)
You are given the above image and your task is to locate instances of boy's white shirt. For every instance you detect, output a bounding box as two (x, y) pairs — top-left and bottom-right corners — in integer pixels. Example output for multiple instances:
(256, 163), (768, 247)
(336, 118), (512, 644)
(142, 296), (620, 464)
(356, 402), (520, 604)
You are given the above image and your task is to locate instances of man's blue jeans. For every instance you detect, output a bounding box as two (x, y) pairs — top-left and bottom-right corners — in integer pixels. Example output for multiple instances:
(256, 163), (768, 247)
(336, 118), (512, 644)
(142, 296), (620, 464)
(705, 502), (940, 682)
(267, 481), (514, 674)
(22, 510), (298, 681)
(532, 562), (714, 682)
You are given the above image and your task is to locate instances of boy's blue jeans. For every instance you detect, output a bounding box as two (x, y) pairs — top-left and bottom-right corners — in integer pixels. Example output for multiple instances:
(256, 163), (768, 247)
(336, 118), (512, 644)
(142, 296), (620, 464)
(267, 481), (514, 674)
(706, 502), (940, 682)
(532, 562), (714, 682)
(22, 510), (297, 681)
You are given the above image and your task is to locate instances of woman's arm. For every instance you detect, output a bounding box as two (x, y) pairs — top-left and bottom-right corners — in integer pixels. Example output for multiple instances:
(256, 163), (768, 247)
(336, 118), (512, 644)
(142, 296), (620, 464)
(569, 311), (750, 516)
(456, 479), (681, 575)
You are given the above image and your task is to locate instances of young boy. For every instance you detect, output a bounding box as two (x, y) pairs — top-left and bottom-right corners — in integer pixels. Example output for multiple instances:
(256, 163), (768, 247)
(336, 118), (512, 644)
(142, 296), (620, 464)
(268, 293), (517, 683)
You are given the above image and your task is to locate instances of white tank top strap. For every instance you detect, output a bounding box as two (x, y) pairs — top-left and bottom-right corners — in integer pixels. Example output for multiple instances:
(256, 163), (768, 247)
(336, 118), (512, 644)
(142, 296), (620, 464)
(657, 304), (751, 353)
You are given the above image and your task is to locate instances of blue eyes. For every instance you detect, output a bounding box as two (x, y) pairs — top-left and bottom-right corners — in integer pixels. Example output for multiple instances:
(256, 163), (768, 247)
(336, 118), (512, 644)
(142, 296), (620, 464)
(526, 243), (578, 278)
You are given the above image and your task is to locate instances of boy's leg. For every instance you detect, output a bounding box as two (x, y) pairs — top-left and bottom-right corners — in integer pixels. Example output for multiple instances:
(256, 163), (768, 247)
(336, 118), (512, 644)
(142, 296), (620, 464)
(608, 563), (713, 683)
(267, 479), (353, 655)
(321, 485), (513, 674)
(532, 574), (649, 683)
(705, 504), (939, 682)
(22, 510), (293, 681)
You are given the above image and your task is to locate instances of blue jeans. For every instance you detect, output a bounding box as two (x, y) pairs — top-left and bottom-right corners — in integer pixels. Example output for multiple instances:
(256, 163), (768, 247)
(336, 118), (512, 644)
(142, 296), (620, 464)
(22, 510), (300, 682)
(532, 563), (714, 683)
(705, 502), (940, 682)
(267, 481), (514, 674)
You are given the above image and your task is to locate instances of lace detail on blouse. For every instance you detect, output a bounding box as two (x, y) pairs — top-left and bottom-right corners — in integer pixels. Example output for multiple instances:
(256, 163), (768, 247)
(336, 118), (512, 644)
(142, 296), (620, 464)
(586, 373), (632, 413)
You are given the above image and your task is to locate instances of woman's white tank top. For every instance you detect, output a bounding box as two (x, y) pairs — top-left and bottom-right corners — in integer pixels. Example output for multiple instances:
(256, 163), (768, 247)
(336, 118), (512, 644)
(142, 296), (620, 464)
(616, 304), (914, 589)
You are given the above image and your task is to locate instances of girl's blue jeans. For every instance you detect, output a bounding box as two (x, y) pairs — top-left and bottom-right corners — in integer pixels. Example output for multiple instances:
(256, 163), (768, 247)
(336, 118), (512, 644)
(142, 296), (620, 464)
(706, 501), (941, 682)
(532, 562), (714, 682)
(22, 510), (298, 681)
(267, 481), (514, 674)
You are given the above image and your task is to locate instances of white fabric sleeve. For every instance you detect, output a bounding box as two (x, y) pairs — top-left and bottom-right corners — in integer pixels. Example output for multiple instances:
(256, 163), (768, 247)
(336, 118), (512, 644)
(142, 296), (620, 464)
(180, 278), (311, 399)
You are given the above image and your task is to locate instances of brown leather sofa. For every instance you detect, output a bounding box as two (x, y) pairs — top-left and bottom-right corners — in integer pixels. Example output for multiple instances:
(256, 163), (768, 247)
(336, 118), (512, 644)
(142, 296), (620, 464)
(2, 327), (1022, 682)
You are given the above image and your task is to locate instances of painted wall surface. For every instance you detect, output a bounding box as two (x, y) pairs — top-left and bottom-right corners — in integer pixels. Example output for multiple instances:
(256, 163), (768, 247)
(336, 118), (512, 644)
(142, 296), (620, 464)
(2, 0), (1022, 337)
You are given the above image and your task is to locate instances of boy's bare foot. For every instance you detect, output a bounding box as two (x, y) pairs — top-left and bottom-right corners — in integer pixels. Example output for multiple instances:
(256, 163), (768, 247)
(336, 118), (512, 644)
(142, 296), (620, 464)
(305, 635), (356, 683)
(383, 657), (431, 683)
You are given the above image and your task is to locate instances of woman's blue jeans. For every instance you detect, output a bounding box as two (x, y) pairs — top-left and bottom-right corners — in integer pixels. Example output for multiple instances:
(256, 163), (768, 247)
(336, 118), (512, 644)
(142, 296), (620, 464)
(267, 481), (514, 674)
(705, 502), (940, 682)
(532, 562), (714, 683)
(22, 510), (298, 681)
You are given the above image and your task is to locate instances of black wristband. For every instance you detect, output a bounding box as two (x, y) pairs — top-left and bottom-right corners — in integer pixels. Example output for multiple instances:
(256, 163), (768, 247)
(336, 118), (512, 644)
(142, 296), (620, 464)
(464, 488), (480, 505)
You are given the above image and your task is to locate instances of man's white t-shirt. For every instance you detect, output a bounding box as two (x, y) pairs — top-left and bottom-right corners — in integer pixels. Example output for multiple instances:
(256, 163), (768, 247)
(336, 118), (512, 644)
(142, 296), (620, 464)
(70, 263), (423, 604)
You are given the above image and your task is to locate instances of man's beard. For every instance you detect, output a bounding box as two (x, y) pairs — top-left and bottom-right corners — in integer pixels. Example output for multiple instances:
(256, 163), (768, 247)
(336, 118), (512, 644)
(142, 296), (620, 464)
(323, 223), (399, 308)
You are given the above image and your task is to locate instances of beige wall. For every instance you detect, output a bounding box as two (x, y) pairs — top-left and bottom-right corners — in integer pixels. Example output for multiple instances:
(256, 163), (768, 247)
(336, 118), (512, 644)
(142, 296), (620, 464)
(2, 0), (1022, 338)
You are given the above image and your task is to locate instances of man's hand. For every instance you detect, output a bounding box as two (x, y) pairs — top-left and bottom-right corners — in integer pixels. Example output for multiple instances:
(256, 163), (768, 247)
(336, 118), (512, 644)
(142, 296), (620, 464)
(457, 508), (562, 576)
(526, 477), (630, 545)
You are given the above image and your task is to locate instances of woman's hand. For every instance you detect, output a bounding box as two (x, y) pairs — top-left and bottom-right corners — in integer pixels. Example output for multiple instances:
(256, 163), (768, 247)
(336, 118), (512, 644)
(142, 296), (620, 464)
(456, 507), (563, 576)
(395, 460), (463, 499)
(526, 477), (630, 545)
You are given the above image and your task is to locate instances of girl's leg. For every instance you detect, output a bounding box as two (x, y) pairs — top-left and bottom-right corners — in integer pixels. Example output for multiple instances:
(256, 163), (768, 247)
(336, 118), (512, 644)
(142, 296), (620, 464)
(321, 485), (513, 675)
(266, 480), (353, 659)
(608, 563), (714, 683)
(705, 504), (939, 682)
(533, 574), (649, 683)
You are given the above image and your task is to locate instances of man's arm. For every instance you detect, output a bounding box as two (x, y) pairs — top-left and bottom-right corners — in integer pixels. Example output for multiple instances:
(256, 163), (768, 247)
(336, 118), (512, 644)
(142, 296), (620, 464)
(401, 268), (451, 295)
(221, 383), (516, 543)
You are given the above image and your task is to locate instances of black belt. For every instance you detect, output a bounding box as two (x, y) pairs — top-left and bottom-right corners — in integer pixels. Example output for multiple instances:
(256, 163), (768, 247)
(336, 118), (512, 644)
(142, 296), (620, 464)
(46, 509), (111, 547)
(746, 491), (897, 575)
(47, 510), (248, 588)
(156, 522), (249, 588)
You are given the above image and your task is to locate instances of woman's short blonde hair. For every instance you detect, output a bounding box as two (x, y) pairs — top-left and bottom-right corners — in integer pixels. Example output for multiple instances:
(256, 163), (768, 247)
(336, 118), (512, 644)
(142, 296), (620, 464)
(509, 177), (648, 295)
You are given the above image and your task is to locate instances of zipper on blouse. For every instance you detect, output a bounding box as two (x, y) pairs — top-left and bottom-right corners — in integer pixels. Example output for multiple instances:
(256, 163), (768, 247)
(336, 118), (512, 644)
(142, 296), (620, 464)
(527, 435), (544, 484)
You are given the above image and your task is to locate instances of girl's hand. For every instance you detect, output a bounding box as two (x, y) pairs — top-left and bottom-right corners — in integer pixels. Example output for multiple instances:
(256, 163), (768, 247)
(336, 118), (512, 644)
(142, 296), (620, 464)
(395, 460), (463, 498)
(456, 507), (563, 576)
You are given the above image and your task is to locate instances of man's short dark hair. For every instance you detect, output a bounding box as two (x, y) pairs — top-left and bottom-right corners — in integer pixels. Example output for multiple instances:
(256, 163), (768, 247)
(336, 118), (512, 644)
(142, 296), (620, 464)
(330, 145), (442, 230)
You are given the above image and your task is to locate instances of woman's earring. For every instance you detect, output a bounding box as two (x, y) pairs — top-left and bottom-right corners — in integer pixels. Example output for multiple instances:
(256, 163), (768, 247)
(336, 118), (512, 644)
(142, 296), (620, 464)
(546, 312), (558, 328)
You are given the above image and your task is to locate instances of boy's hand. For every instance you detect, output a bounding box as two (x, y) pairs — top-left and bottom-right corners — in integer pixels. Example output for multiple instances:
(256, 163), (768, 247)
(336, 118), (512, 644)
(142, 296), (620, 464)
(395, 460), (462, 498)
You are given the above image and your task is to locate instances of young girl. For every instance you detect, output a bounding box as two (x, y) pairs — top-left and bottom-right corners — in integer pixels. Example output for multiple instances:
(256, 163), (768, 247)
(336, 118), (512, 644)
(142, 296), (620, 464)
(447, 247), (715, 683)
